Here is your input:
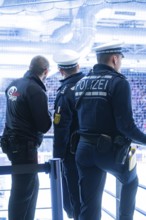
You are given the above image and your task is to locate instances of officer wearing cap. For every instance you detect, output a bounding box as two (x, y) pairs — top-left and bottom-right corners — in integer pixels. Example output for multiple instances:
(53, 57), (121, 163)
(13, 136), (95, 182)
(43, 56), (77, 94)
(75, 41), (146, 220)
(53, 49), (84, 220)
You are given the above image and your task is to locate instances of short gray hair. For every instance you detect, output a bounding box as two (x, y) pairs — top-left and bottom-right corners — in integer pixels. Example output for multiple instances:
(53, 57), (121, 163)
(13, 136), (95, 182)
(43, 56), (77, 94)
(29, 55), (49, 76)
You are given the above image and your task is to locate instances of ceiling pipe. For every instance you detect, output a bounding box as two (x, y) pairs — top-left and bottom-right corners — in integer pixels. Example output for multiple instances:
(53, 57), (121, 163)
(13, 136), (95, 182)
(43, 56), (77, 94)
(0, 0), (145, 71)
(47, 2), (146, 54)
(0, 4), (97, 56)
(0, 1), (146, 57)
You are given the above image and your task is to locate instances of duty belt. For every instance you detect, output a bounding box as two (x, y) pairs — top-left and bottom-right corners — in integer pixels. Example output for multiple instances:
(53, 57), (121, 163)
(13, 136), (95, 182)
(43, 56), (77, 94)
(80, 134), (111, 144)
(80, 134), (113, 154)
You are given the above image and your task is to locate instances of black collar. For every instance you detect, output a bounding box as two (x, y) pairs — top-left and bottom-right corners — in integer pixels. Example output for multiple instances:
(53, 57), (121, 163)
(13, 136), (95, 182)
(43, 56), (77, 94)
(60, 72), (84, 85)
(93, 64), (118, 74)
(23, 70), (46, 91)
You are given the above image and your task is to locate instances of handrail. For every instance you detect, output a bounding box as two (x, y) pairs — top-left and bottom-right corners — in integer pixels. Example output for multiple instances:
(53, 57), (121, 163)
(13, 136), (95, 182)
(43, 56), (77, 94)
(0, 163), (50, 175)
(138, 183), (146, 190)
(135, 208), (146, 216)
(102, 207), (116, 219)
(103, 178), (146, 218)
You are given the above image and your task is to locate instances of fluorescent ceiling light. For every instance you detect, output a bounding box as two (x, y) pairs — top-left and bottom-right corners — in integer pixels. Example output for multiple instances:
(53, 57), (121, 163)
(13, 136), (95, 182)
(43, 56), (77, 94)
(94, 31), (146, 45)
(95, 6), (146, 21)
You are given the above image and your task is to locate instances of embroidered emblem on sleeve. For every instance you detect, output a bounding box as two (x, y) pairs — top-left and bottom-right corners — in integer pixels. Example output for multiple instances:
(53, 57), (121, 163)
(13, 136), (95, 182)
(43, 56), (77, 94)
(7, 86), (20, 101)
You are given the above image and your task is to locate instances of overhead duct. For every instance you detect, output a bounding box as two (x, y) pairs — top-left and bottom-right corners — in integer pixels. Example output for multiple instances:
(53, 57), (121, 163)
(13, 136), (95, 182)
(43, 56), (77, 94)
(0, 0), (4, 6)
(0, 2), (97, 57)
(0, 26), (96, 55)
(0, 1), (146, 64)
(1, 0), (83, 10)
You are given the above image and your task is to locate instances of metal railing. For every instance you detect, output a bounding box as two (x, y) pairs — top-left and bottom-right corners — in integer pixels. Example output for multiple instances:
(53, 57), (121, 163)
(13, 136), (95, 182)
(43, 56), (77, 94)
(0, 157), (63, 220)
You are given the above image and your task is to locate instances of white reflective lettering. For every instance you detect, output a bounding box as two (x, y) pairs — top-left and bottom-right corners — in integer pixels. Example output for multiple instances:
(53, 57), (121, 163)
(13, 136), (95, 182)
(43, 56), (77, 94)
(90, 79), (98, 90)
(85, 91), (107, 96)
(98, 79), (105, 89)
(104, 80), (109, 90)
(75, 91), (83, 96)
(91, 79), (109, 90)
(104, 75), (112, 79)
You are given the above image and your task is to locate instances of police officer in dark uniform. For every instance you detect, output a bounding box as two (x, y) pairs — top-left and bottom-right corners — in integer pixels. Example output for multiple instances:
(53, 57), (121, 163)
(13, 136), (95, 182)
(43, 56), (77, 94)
(1, 55), (52, 220)
(53, 49), (84, 220)
(75, 41), (146, 220)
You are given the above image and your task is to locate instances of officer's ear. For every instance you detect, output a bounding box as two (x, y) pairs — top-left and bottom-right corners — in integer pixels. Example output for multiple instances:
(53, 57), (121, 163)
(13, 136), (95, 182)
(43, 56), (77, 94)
(113, 55), (118, 66)
(59, 68), (66, 77)
(77, 64), (80, 71)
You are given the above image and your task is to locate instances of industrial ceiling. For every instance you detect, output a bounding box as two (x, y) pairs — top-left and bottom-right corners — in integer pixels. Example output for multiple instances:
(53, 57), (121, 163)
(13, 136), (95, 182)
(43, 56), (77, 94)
(0, 0), (146, 77)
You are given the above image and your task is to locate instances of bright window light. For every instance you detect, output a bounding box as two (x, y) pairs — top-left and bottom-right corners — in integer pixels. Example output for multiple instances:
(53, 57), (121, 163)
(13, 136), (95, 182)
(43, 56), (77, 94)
(0, 14), (45, 31)
(61, 32), (73, 43)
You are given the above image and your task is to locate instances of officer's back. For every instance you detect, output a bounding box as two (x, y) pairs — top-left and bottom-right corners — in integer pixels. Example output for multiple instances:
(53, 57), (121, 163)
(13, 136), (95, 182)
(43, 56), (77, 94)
(53, 49), (84, 220)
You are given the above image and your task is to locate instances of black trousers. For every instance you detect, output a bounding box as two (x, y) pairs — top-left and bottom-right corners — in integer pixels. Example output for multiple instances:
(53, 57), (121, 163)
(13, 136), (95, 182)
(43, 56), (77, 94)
(8, 173), (39, 220)
(7, 142), (39, 220)
(62, 152), (81, 220)
(76, 138), (138, 220)
(62, 174), (73, 218)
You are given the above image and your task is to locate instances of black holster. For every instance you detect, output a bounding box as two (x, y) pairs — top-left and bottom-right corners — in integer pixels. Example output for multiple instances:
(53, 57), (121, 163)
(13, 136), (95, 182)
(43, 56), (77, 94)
(114, 136), (131, 165)
(0, 135), (10, 154)
(0, 135), (38, 162)
(79, 134), (112, 154)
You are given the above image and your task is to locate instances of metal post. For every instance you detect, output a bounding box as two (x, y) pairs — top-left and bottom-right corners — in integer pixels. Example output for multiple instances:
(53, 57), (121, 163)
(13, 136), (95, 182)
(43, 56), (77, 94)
(49, 158), (63, 220)
(116, 179), (122, 220)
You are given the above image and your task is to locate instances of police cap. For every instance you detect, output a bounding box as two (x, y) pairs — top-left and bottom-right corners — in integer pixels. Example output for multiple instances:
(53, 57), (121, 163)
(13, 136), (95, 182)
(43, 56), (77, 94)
(95, 41), (125, 57)
(53, 49), (80, 69)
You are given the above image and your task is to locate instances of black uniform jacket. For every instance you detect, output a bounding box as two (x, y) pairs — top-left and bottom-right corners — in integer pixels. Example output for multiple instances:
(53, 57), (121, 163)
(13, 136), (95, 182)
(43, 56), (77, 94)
(3, 71), (52, 145)
(75, 64), (146, 145)
(53, 72), (84, 159)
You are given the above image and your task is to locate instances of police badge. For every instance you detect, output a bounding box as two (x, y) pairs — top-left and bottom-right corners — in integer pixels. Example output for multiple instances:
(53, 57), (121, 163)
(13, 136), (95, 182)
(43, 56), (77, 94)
(54, 113), (61, 124)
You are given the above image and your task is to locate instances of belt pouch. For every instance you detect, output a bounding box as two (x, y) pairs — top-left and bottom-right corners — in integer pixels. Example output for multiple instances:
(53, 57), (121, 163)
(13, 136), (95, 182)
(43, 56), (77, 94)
(96, 135), (112, 153)
(114, 136), (131, 165)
